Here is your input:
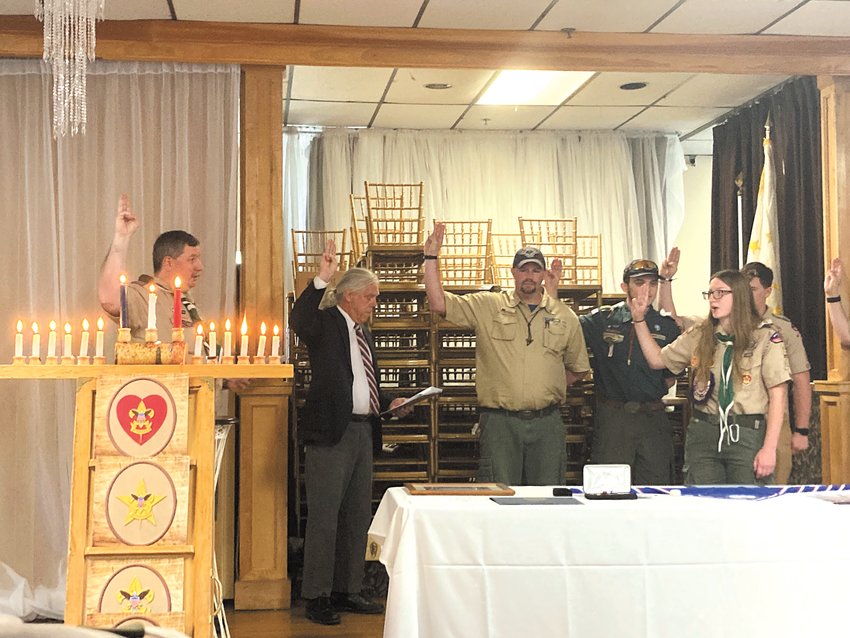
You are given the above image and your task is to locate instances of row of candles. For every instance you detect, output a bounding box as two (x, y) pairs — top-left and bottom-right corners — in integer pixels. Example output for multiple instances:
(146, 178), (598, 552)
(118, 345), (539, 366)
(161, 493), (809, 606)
(12, 317), (283, 363)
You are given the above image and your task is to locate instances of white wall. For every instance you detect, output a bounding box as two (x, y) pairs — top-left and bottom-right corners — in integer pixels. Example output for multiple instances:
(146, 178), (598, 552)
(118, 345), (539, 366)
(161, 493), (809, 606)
(672, 155), (713, 319)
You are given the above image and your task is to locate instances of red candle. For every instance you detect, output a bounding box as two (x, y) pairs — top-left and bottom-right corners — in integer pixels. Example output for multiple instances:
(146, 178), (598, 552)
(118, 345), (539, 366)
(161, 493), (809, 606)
(173, 276), (182, 328)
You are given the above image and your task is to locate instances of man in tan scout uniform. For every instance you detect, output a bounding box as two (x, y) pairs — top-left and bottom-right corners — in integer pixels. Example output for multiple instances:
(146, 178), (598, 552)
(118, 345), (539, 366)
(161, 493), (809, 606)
(423, 222), (590, 486)
(743, 262), (811, 483)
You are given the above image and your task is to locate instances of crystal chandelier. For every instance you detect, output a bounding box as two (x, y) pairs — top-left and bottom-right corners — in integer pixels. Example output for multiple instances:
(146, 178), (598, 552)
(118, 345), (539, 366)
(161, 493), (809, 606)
(35, 0), (105, 137)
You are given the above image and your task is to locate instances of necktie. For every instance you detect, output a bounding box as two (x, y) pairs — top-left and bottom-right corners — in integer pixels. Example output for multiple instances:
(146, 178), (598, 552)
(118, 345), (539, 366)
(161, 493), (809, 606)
(355, 325), (380, 416)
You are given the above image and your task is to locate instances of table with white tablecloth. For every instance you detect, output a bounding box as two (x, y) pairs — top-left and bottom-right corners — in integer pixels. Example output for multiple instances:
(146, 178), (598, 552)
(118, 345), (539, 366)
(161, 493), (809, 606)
(368, 486), (850, 638)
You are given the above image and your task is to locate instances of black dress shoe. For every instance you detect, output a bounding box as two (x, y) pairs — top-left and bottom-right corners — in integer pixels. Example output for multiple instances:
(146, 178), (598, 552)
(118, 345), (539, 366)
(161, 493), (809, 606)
(330, 591), (384, 615)
(305, 595), (341, 625)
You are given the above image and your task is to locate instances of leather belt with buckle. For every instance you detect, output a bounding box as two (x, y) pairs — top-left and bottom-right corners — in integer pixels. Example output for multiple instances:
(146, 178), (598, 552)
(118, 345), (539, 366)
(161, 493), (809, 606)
(601, 398), (666, 414)
(481, 405), (559, 420)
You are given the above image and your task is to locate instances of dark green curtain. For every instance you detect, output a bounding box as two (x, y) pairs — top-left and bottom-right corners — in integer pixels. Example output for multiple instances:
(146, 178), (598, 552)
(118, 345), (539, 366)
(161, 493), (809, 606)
(711, 76), (825, 378)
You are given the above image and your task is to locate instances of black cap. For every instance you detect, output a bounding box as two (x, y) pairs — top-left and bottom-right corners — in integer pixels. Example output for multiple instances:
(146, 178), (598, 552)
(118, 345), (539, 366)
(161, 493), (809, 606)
(623, 259), (660, 283)
(513, 246), (546, 269)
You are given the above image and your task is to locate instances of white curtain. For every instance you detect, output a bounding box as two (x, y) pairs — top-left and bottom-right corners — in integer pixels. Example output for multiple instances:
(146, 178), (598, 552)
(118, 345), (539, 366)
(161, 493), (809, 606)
(0, 60), (239, 619)
(294, 128), (685, 292)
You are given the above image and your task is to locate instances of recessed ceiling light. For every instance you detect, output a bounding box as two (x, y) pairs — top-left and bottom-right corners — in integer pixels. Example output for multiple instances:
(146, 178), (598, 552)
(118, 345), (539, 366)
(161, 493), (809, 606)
(477, 70), (594, 106)
(620, 82), (648, 91)
(425, 83), (452, 90)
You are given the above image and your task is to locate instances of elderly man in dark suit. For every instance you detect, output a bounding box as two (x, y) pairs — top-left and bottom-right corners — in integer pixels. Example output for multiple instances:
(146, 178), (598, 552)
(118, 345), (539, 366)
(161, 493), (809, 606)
(291, 240), (411, 626)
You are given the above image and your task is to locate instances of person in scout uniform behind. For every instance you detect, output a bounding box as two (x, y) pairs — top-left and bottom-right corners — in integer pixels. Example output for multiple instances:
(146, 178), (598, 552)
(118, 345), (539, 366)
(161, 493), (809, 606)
(571, 254), (681, 484)
(743, 262), (812, 483)
(627, 269), (790, 485)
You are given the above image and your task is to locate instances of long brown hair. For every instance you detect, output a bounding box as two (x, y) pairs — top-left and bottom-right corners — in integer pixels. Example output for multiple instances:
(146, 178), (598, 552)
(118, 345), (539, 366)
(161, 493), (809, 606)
(692, 270), (761, 389)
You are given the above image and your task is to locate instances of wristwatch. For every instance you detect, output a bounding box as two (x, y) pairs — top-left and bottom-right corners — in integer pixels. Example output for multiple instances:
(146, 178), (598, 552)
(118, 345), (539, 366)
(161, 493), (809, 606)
(791, 426), (810, 436)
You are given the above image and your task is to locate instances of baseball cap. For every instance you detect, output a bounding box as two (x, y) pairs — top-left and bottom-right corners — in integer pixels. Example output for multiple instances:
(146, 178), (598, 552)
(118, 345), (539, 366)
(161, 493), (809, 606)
(623, 258), (660, 282)
(513, 246), (547, 269)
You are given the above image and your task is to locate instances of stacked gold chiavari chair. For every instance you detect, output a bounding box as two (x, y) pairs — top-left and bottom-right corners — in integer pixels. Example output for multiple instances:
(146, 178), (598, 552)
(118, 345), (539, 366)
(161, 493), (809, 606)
(349, 194), (369, 267)
(575, 234), (603, 286)
(489, 232), (523, 290)
(364, 181), (425, 284)
(518, 217), (578, 283)
(438, 219), (492, 287)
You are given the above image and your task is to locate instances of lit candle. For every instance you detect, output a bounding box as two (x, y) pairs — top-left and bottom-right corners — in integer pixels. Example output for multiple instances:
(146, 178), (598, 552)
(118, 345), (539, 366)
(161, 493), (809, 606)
(223, 319), (232, 359)
(63, 323), (73, 358)
(239, 315), (249, 358)
(208, 321), (216, 359)
(256, 322), (267, 358)
(194, 323), (204, 357)
(31, 322), (40, 359)
(47, 320), (57, 358)
(173, 276), (182, 328)
(119, 274), (129, 329)
(14, 320), (23, 357)
(78, 318), (90, 359)
(147, 284), (157, 331)
(95, 317), (104, 358)
(270, 324), (280, 359)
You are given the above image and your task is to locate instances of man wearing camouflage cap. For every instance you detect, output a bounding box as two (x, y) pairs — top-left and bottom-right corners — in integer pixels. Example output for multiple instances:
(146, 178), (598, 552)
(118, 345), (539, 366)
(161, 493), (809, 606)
(424, 223), (590, 486)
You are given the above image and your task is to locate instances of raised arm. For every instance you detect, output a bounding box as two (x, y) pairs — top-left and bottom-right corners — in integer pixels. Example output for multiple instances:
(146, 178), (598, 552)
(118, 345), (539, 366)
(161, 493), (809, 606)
(543, 258), (563, 300)
(825, 257), (850, 347)
(626, 287), (667, 369)
(98, 194), (139, 317)
(423, 222), (447, 316)
(657, 246), (680, 325)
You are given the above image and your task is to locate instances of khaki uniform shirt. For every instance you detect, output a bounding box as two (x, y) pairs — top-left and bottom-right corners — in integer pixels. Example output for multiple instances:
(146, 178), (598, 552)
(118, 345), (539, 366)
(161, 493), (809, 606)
(443, 289), (590, 410)
(659, 319), (790, 415)
(118, 276), (199, 343)
(763, 310), (810, 376)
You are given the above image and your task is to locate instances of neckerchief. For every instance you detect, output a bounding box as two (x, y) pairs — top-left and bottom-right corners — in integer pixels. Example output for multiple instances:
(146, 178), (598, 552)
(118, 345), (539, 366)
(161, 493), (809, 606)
(715, 333), (738, 451)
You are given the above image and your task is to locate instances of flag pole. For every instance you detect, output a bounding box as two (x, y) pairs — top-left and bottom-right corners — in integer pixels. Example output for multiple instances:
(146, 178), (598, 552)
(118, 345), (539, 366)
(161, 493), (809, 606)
(735, 172), (744, 268)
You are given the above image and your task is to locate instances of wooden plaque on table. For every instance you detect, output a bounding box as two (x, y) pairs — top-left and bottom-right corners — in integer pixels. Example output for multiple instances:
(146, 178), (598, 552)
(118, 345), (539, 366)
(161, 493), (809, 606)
(404, 482), (515, 496)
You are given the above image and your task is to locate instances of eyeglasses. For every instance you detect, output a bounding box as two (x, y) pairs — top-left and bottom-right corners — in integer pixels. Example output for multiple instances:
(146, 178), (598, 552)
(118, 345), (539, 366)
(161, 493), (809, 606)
(702, 289), (733, 300)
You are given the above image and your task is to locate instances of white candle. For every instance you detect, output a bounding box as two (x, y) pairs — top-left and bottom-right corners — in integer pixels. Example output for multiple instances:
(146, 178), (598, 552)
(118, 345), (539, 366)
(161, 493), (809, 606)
(14, 320), (23, 357)
(240, 316), (249, 358)
(95, 317), (104, 357)
(47, 320), (57, 358)
(31, 322), (40, 359)
(208, 322), (216, 358)
(194, 324), (204, 357)
(223, 319), (232, 359)
(147, 284), (157, 330)
(256, 322), (267, 358)
(271, 324), (280, 359)
(78, 319), (90, 359)
(63, 323), (73, 358)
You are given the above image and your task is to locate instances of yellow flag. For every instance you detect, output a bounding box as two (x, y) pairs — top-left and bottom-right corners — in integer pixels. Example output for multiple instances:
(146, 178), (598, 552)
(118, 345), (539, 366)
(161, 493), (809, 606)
(746, 136), (783, 315)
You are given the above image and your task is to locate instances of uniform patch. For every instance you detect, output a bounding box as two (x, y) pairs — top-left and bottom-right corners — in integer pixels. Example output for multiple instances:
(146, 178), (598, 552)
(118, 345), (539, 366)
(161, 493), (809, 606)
(769, 331), (784, 343)
(742, 373), (752, 385)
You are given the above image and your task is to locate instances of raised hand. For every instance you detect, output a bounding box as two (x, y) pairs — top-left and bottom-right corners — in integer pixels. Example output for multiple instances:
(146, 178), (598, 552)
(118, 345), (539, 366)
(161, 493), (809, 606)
(318, 239), (339, 283)
(544, 258), (563, 297)
(114, 194), (139, 238)
(825, 257), (844, 296)
(424, 222), (445, 257)
(626, 282), (651, 322)
(660, 246), (680, 280)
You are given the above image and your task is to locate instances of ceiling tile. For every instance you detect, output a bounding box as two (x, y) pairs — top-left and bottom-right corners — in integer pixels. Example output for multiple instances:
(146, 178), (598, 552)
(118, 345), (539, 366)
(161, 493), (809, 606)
(418, 0), (552, 30)
(174, 0), (295, 22)
(372, 104), (469, 129)
(290, 66), (393, 102)
(535, 0), (677, 32)
(652, 0), (805, 34)
(660, 74), (788, 108)
(618, 106), (730, 136)
(299, 0), (422, 27)
(456, 105), (555, 130)
(681, 139), (714, 156)
(568, 72), (693, 107)
(386, 68), (494, 105)
(537, 106), (645, 130)
(287, 100), (376, 127)
(765, 0), (850, 36)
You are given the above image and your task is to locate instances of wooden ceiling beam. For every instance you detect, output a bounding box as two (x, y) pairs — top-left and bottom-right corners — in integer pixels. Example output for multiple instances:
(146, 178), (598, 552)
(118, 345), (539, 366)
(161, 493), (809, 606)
(2, 15), (850, 75)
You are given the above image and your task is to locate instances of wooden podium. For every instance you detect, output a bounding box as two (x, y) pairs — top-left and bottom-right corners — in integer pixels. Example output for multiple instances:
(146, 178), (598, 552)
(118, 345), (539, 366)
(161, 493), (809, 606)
(0, 363), (292, 637)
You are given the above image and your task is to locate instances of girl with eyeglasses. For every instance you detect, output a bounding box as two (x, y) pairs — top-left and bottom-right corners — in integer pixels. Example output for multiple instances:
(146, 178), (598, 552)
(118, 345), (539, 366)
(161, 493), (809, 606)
(628, 269), (790, 485)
